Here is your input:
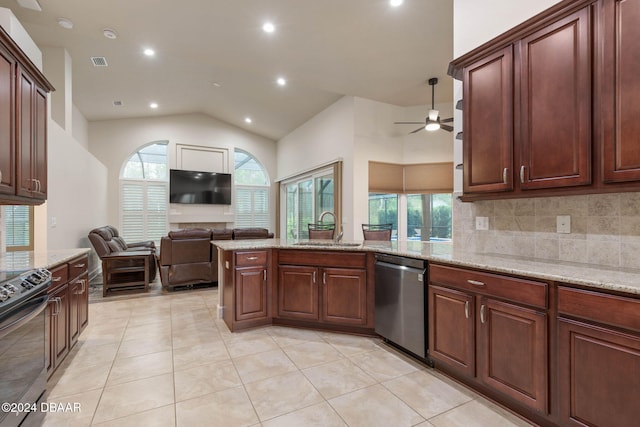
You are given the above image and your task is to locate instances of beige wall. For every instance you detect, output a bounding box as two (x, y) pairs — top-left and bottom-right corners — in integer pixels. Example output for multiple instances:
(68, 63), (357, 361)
(89, 113), (278, 232)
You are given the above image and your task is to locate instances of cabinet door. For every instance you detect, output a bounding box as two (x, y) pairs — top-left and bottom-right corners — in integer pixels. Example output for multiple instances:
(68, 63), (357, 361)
(277, 265), (319, 321)
(428, 285), (475, 377)
(601, 0), (640, 182)
(321, 267), (366, 326)
(78, 273), (89, 332)
(518, 7), (592, 190)
(16, 67), (33, 198)
(559, 318), (640, 427)
(0, 46), (15, 195)
(478, 298), (548, 413)
(32, 87), (47, 199)
(51, 284), (69, 364)
(463, 45), (514, 193)
(235, 266), (268, 321)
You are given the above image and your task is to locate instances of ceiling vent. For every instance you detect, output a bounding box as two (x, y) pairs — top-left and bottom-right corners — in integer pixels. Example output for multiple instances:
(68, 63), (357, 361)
(90, 57), (108, 67)
(112, 100), (124, 107)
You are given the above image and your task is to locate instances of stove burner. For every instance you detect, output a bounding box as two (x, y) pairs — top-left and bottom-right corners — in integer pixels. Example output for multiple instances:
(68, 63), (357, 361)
(0, 268), (51, 312)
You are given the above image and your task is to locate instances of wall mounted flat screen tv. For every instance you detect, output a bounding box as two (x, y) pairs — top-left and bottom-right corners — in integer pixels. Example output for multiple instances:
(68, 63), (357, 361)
(169, 169), (232, 205)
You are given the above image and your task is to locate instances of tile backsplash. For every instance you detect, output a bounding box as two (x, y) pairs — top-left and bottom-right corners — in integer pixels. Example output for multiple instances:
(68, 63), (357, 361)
(452, 192), (640, 269)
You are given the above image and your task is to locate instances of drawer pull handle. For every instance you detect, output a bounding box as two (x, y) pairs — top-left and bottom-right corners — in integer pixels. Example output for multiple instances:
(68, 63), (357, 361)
(480, 304), (486, 324)
(464, 301), (469, 319)
(73, 263), (86, 268)
(246, 256), (258, 261)
(467, 279), (485, 287)
(52, 276), (62, 282)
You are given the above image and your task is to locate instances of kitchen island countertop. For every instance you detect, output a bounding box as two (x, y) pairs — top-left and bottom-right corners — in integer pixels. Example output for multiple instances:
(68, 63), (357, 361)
(212, 239), (640, 296)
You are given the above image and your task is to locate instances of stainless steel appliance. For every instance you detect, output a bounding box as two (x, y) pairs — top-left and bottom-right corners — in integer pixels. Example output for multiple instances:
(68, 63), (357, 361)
(0, 268), (51, 427)
(374, 254), (428, 360)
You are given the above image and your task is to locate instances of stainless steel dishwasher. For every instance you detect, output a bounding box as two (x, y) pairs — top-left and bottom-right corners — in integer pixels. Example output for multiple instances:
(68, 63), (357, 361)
(375, 253), (428, 359)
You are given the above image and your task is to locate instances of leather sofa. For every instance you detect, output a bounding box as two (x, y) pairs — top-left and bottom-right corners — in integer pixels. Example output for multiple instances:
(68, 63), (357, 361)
(158, 227), (273, 290)
(88, 225), (158, 282)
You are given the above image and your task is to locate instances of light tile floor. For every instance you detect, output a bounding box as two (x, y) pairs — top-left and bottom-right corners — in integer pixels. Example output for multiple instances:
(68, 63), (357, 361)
(44, 286), (533, 427)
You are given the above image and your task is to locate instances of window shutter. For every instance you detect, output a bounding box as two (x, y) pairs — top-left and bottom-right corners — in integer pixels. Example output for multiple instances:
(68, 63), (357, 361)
(121, 182), (145, 242)
(5, 206), (31, 248)
(146, 182), (168, 241)
(235, 186), (269, 228)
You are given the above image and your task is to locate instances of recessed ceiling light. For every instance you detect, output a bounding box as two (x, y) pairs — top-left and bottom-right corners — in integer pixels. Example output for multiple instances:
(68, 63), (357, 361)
(103, 28), (117, 39)
(262, 22), (275, 33)
(57, 18), (74, 29)
(390, 0), (404, 6)
(276, 77), (287, 86)
(143, 48), (155, 56)
(244, 117), (252, 124)
(149, 102), (158, 109)
(212, 82), (221, 87)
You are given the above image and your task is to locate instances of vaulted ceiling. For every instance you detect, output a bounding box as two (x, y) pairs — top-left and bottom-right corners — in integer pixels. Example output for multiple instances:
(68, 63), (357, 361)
(0, 0), (453, 140)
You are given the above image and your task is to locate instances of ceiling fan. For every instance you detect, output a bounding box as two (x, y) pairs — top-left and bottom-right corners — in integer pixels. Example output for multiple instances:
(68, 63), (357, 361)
(395, 77), (454, 134)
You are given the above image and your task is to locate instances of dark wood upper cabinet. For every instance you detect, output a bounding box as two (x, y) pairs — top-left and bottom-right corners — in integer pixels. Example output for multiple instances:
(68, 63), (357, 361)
(601, 0), (640, 183)
(450, 0), (640, 200)
(0, 27), (53, 204)
(518, 7), (592, 190)
(463, 46), (514, 193)
(0, 45), (15, 195)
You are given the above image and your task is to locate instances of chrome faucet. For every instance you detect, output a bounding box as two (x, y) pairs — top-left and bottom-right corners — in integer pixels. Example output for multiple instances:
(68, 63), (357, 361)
(318, 211), (343, 243)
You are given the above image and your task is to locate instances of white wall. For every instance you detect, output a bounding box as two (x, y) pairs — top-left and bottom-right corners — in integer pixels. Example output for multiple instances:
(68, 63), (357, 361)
(277, 95), (455, 240)
(89, 113), (278, 231)
(46, 121), (108, 250)
(72, 105), (89, 149)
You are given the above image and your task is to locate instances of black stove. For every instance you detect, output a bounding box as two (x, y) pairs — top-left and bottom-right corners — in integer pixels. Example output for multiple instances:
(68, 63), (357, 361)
(0, 268), (51, 427)
(0, 268), (51, 314)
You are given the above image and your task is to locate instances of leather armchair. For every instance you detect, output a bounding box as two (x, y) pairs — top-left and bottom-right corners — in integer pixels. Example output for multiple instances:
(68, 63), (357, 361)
(158, 228), (231, 289)
(88, 225), (157, 294)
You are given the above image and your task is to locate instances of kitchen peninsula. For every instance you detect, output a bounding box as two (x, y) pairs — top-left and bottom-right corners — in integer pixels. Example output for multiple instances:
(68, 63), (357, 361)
(213, 238), (640, 427)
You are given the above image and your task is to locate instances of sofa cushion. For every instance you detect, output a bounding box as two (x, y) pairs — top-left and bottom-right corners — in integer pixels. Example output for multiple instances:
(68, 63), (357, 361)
(232, 228), (274, 240)
(212, 229), (234, 240)
(168, 228), (212, 240)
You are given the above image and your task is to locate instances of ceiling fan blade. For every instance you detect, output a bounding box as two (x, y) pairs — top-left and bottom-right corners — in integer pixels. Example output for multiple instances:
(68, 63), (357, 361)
(394, 121), (425, 124)
(440, 124), (454, 132)
(409, 127), (424, 134)
(441, 117), (454, 123)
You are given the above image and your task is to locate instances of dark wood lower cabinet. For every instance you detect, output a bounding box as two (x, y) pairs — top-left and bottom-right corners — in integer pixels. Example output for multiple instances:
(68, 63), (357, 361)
(277, 265), (318, 321)
(47, 283), (69, 375)
(47, 256), (89, 377)
(428, 264), (549, 419)
(558, 318), (640, 427)
(428, 284), (475, 377)
(321, 267), (367, 326)
(235, 266), (268, 321)
(479, 298), (548, 413)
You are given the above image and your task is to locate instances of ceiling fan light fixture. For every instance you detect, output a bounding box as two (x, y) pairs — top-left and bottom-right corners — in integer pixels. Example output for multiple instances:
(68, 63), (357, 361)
(427, 109), (439, 121)
(425, 120), (440, 132)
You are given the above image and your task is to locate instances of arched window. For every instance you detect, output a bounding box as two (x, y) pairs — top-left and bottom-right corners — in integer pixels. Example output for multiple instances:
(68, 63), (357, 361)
(234, 149), (270, 228)
(120, 142), (168, 242)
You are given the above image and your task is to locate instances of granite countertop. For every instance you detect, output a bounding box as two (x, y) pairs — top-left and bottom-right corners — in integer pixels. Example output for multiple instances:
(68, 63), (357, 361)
(0, 248), (92, 279)
(211, 238), (640, 296)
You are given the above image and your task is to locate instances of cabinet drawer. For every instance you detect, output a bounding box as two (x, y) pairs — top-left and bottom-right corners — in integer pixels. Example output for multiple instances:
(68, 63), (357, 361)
(429, 264), (548, 309)
(235, 250), (268, 267)
(49, 263), (68, 290)
(68, 255), (88, 279)
(278, 250), (366, 268)
(558, 286), (640, 333)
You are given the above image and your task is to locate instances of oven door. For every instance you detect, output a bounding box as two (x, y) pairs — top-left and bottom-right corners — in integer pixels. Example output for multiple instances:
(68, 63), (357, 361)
(0, 294), (48, 427)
